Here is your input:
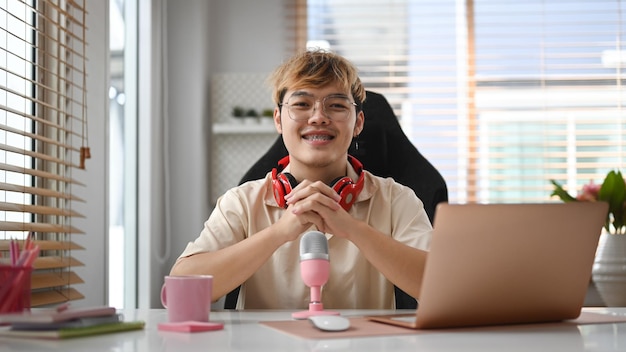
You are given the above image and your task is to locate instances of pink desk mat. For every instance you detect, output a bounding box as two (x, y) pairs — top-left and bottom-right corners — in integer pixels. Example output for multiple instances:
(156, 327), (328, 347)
(260, 311), (626, 340)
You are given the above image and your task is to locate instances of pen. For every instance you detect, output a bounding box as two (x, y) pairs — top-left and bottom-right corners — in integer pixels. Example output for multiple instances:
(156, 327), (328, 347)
(25, 232), (33, 250)
(10, 239), (18, 266)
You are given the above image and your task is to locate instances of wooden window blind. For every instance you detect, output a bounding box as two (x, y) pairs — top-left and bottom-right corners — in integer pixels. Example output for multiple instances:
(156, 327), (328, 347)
(301, 0), (626, 204)
(0, 0), (89, 306)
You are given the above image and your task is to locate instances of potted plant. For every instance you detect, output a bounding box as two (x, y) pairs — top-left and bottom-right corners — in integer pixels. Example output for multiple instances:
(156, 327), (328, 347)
(231, 106), (258, 124)
(551, 170), (626, 306)
(231, 106), (245, 123)
(259, 108), (274, 125)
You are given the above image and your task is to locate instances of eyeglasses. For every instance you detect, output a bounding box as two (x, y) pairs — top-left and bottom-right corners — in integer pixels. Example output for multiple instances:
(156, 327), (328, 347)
(280, 94), (358, 121)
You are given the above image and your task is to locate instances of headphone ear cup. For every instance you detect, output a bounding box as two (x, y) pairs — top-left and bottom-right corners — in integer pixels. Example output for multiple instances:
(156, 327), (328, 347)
(272, 170), (297, 209)
(341, 181), (363, 210)
(330, 155), (365, 211)
(331, 177), (360, 211)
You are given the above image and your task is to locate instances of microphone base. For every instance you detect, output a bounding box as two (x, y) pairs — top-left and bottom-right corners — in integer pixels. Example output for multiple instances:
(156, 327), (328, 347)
(292, 302), (340, 319)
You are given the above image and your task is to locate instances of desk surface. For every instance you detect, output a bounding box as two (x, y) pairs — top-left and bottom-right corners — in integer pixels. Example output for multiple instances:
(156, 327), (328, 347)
(1, 307), (626, 351)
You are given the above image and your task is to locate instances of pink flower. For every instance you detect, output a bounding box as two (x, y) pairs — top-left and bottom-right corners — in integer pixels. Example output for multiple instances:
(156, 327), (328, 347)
(576, 180), (601, 201)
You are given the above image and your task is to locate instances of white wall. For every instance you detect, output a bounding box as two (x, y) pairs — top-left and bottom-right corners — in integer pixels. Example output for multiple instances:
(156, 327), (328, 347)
(210, 0), (290, 72)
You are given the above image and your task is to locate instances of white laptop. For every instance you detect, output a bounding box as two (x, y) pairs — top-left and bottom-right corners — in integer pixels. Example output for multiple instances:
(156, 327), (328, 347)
(367, 202), (608, 329)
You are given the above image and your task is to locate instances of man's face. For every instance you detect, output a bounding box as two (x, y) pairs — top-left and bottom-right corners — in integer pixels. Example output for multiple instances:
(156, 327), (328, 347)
(274, 84), (364, 171)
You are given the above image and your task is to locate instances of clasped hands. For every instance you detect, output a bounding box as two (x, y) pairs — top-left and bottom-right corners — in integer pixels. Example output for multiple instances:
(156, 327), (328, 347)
(277, 179), (355, 239)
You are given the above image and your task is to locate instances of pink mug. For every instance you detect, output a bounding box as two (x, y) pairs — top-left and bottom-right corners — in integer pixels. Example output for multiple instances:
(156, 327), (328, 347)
(161, 275), (213, 322)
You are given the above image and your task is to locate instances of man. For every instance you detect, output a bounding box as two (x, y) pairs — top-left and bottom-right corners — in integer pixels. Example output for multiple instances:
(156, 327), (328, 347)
(170, 50), (432, 309)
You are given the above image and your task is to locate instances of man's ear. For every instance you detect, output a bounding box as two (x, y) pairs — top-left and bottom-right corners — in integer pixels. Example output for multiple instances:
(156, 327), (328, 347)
(354, 110), (365, 136)
(274, 107), (283, 133)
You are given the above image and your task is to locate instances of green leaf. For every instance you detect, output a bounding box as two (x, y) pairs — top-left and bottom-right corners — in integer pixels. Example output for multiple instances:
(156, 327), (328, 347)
(549, 180), (577, 202)
(599, 170), (626, 233)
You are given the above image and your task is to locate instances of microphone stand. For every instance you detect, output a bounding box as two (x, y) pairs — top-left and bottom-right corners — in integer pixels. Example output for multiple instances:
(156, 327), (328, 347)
(291, 283), (339, 319)
(291, 286), (339, 319)
(292, 231), (340, 319)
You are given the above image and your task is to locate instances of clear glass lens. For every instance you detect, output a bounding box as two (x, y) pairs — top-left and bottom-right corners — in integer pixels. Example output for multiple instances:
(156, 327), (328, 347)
(286, 95), (355, 121)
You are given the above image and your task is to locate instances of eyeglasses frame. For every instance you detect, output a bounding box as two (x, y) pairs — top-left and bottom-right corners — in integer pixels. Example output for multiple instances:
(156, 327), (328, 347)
(278, 93), (359, 121)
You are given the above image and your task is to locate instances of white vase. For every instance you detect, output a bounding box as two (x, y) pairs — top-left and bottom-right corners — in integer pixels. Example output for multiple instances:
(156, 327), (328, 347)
(592, 233), (626, 306)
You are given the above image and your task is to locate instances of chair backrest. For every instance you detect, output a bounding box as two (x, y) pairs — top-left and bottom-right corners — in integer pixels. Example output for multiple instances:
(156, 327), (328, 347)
(225, 90), (448, 309)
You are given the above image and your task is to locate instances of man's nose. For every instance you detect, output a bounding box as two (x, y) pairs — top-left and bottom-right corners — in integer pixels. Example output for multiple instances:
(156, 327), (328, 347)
(310, 100), (330, 121)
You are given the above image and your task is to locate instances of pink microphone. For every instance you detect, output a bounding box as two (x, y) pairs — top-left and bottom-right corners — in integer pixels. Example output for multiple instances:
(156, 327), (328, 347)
(292, 231), (339, 319)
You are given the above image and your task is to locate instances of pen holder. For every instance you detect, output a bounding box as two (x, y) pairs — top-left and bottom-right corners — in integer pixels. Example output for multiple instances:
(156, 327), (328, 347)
(0, 265), (33, 313)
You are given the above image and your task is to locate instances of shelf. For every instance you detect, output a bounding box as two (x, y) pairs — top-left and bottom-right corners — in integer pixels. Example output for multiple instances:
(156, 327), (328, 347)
(212, 123), (277, 134)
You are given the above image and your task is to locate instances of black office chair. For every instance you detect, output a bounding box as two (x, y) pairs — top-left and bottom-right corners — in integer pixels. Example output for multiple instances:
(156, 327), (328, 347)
(224, 90), (448, 309)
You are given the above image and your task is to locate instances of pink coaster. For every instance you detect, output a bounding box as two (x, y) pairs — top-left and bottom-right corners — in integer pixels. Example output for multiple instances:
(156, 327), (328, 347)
(158, 321), (224, 333)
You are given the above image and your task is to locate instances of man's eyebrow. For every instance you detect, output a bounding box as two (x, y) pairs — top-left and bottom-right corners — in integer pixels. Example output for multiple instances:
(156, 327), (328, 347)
(290, 91), (350, 99)
(326, 93), (351, 99)
(290, 91), (315, 97)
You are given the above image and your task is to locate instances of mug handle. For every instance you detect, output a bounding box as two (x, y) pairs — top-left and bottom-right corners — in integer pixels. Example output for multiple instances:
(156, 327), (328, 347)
(160, 283), (168, 308)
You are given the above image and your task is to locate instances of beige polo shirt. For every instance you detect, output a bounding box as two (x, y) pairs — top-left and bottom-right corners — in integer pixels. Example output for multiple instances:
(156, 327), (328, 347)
(179, 163), (432, 309)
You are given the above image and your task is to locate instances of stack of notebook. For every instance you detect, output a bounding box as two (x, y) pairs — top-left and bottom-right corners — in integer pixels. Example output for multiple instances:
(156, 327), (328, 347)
(0, 305), (144, 339)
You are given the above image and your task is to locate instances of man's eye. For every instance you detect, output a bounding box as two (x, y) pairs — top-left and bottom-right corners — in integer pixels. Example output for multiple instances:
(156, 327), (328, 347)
(326, 100), (350, 110)
(292, 101), (312, 108)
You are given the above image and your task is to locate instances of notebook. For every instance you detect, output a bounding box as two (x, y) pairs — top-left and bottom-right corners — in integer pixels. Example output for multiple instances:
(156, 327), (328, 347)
(367, 202), (608, 329)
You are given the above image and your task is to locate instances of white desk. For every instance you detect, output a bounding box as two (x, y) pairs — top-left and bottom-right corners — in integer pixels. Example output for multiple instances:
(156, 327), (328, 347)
(1, 308), (626, 351)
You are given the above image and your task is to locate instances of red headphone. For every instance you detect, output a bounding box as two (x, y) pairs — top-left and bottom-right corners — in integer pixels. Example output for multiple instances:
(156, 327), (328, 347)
(271, 155), (365, 211)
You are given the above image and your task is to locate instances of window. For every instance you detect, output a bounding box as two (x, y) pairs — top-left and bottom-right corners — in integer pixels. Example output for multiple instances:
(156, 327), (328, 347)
(0, 0), (89, 306)
(303, 0), (626, 203)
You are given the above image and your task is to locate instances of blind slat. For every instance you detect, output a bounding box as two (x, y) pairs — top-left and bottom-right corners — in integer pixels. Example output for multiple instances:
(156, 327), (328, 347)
(31, 288), (83, 307)
(0, 182), (85, 201)
(0, 143), (78, 169)
(34, 256), (84, 270)
(0, 221), (84, 234)
(0, 240), (84, 251)
(31, 271), (84, 290)
(0, 163), (85, 186)
(0, 202), (83, 217)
